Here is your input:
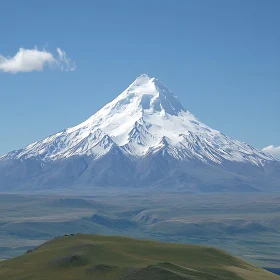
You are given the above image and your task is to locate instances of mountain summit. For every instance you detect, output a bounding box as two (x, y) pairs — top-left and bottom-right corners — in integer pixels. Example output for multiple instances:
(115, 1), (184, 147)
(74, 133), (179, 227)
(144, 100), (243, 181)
(0, 75), (279, 192)
(120, 73), (185, 115)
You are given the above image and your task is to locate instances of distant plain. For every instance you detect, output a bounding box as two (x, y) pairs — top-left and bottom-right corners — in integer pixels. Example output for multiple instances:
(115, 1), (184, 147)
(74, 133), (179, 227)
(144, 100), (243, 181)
(0, 192), (279, 271)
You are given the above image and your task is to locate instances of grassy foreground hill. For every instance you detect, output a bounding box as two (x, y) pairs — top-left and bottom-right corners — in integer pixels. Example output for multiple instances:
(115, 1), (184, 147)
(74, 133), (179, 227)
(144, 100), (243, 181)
(0, 234), (278, 280)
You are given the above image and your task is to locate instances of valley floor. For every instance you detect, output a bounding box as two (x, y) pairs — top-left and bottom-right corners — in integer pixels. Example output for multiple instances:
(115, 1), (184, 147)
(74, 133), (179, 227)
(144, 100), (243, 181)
(0, 192), (279, 271)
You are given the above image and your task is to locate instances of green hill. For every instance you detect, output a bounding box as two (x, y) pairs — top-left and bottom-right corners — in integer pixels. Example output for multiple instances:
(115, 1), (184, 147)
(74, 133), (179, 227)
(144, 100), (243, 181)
(0, 234), (278, 280)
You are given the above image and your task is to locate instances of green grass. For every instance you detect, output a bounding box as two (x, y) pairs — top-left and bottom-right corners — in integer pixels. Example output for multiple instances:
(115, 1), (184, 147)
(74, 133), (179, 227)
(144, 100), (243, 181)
(0, 234), (278, 280)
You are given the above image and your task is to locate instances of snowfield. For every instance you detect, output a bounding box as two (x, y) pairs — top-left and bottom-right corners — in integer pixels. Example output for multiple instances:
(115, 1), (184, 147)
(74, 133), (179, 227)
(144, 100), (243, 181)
(1, 74), (276, 165)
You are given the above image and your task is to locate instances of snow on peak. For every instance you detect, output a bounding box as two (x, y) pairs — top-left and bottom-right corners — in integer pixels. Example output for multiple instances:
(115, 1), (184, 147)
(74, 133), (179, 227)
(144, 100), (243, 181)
(133, 73), (151, 83)
(120, 74), (186, 116)
(1, 75), (277, 166)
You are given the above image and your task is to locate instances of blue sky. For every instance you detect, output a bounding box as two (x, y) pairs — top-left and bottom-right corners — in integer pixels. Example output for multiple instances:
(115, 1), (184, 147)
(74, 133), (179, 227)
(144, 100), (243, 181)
(0, 0), (279, 156)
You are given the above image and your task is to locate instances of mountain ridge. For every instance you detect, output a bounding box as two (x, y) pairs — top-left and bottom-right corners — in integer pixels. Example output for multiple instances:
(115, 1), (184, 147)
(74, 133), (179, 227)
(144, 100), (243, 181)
(0, 74), (279, 192)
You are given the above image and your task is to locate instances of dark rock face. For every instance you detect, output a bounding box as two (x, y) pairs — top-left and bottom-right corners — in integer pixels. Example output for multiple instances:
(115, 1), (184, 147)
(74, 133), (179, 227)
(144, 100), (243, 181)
(49, 254), (89, 267)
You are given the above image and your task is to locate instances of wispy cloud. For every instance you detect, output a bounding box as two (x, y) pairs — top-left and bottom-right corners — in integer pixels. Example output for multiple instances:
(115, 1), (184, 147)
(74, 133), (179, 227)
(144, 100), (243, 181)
(56, 48), (76, 72)
(0, 47), (76, 74)
(262, 145), (280, 159)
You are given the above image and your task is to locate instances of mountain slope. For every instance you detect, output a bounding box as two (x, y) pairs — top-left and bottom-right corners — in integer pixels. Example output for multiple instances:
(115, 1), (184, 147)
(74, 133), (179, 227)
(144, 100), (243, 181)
(0, 74), (279, 192)
(0, 234), (279, 280)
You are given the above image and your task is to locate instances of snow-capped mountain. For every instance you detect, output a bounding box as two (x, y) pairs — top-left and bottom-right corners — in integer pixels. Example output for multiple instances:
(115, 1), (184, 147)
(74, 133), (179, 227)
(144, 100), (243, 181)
(0, 74), (279, 192)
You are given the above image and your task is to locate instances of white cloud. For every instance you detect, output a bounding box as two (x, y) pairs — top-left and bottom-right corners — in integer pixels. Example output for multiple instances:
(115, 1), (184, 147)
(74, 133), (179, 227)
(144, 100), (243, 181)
(0, 47), (76, 74)
(262, 145), (280, 159)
